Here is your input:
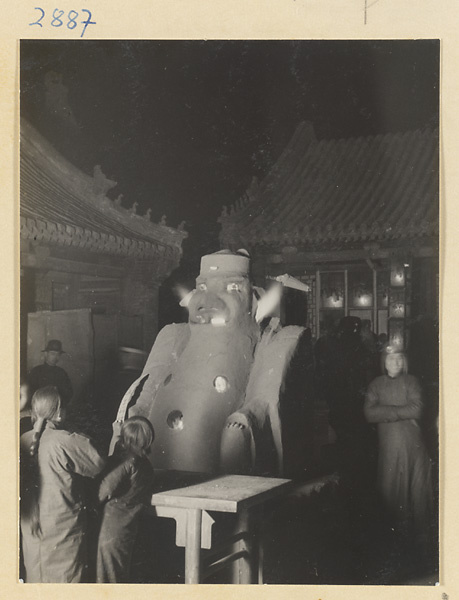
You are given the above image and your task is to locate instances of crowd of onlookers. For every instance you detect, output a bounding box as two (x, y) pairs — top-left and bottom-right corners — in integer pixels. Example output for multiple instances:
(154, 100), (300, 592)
(20, 340), (156, 583)
(311, 315), (438, 570)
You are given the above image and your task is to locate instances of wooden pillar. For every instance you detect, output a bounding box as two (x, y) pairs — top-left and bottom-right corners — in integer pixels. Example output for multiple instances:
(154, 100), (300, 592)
(372, 268), (377, 331)
(344, 269), (348, 316)
(315, 270), (321, 338)
(388, 259), (406, 349)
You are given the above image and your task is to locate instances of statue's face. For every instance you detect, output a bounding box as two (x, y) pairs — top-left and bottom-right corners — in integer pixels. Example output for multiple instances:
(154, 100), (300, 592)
(188, 274), (252, 328)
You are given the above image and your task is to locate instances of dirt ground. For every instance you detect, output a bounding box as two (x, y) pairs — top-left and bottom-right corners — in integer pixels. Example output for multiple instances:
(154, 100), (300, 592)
(124, 472), (438, 585)
(70, 402), (439, 586)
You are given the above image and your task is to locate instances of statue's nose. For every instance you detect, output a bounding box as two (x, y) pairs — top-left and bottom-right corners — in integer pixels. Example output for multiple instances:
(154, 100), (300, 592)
(196, 292), (226, 312)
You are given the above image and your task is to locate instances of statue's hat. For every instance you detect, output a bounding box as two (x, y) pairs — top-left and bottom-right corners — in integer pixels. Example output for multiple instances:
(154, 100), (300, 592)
(199, 249), (250, 278)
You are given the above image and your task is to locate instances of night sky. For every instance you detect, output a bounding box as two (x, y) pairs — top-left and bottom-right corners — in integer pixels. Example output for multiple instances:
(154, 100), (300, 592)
(20, 39), (439, 279)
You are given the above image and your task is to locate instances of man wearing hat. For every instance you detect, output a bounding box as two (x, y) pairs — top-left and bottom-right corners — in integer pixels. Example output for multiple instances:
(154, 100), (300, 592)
(28, 340), (73, 406)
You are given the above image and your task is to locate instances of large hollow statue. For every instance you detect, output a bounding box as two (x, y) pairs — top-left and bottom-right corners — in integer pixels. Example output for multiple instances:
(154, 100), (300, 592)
(111, 249), (312, 477)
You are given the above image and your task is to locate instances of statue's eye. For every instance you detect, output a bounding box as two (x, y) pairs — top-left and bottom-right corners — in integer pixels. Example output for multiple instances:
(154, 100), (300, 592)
(227, 282), (240, 292)
(198, 283), (207, 291)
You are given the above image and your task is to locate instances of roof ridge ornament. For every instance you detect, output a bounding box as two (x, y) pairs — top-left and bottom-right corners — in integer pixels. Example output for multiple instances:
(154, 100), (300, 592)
(300, 121), (317, 144)
(93, 165), (117, 197)
(246, 176), (260, 203)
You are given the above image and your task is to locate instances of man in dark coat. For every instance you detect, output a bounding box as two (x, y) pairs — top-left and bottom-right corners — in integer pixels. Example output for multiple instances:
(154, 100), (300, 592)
(28, 339), (73, 406)
(319, 317), (378, 483)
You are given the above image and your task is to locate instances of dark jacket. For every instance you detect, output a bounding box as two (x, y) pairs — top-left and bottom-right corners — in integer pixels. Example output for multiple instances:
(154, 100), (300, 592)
(97, 451), (154, 583)
(28, 363), (73, 405)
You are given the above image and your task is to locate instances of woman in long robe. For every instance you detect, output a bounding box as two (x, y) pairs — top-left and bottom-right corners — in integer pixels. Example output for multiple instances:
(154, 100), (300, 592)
(20, 386), (106, 583)
(364, 350), (433, 542)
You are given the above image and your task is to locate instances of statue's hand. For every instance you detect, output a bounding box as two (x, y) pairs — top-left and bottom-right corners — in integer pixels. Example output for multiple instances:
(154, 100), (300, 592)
(226, 421), (246, 429)
(112, 419), (122, 437)
(220, 412), (253, 474)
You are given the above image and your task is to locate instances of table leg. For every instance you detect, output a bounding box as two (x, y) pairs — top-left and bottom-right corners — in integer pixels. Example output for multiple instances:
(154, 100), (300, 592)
(185, 508), (202, 584)
(232, 508), (254, 584)
(257, 507), (264, 584)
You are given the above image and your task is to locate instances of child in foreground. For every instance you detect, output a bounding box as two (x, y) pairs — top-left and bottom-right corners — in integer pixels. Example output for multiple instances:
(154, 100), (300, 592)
(97, 416), (155, 583)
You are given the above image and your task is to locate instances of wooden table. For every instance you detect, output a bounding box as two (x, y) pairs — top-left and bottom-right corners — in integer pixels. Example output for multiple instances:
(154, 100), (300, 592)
(151, 474), (292, 584)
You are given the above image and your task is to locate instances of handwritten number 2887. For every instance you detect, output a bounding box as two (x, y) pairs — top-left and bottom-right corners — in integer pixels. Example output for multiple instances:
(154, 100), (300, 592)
(29, 8), (96, 38)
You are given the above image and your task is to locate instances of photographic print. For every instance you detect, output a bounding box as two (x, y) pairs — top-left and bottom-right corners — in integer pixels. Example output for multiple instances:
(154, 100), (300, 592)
(18, 39), (439, 586)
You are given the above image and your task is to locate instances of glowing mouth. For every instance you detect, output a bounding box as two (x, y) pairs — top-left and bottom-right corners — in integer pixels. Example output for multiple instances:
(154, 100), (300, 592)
(211, 316), (226, 327)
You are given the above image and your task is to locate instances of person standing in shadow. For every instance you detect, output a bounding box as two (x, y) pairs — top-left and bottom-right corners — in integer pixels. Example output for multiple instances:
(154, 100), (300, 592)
(28, 340), (73, 407)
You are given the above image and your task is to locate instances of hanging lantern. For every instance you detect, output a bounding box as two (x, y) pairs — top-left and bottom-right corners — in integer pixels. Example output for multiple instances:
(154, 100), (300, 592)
(388, 320), (405, 350)
(349, 271), (373, 308)
(390, 260), (405, 287)
(321, 273), (344, 308)
(389, 289), (406, 318)
(390, 302), (405, 318)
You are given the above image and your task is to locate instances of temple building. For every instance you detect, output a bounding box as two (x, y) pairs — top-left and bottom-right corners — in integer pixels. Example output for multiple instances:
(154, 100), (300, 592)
(20, 118), (187, 401)
(220, 122), (439, 348)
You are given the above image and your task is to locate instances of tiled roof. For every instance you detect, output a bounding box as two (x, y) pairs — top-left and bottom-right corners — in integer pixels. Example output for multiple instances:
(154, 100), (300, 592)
(20, 119), (186, 260)
(220, 122), (439, 249)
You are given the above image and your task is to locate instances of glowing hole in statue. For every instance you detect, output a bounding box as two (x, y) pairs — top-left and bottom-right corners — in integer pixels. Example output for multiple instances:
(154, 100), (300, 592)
(167, 410), (184, 430)
(213, 376), (229, 393)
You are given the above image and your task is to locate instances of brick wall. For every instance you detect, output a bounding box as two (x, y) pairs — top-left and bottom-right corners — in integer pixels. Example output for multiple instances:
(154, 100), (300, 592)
(121, 270), (159, 350)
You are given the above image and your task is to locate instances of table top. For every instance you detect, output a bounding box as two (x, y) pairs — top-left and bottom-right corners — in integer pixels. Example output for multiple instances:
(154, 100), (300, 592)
(151, 474), (292, 513)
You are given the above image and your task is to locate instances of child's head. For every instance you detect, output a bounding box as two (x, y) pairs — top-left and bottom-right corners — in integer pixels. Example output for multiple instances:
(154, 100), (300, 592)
(384, 348), (408, 377)
(31, 386), (63, 426)
(121, 416), (155, 457)
(379, 343), (408, 375)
